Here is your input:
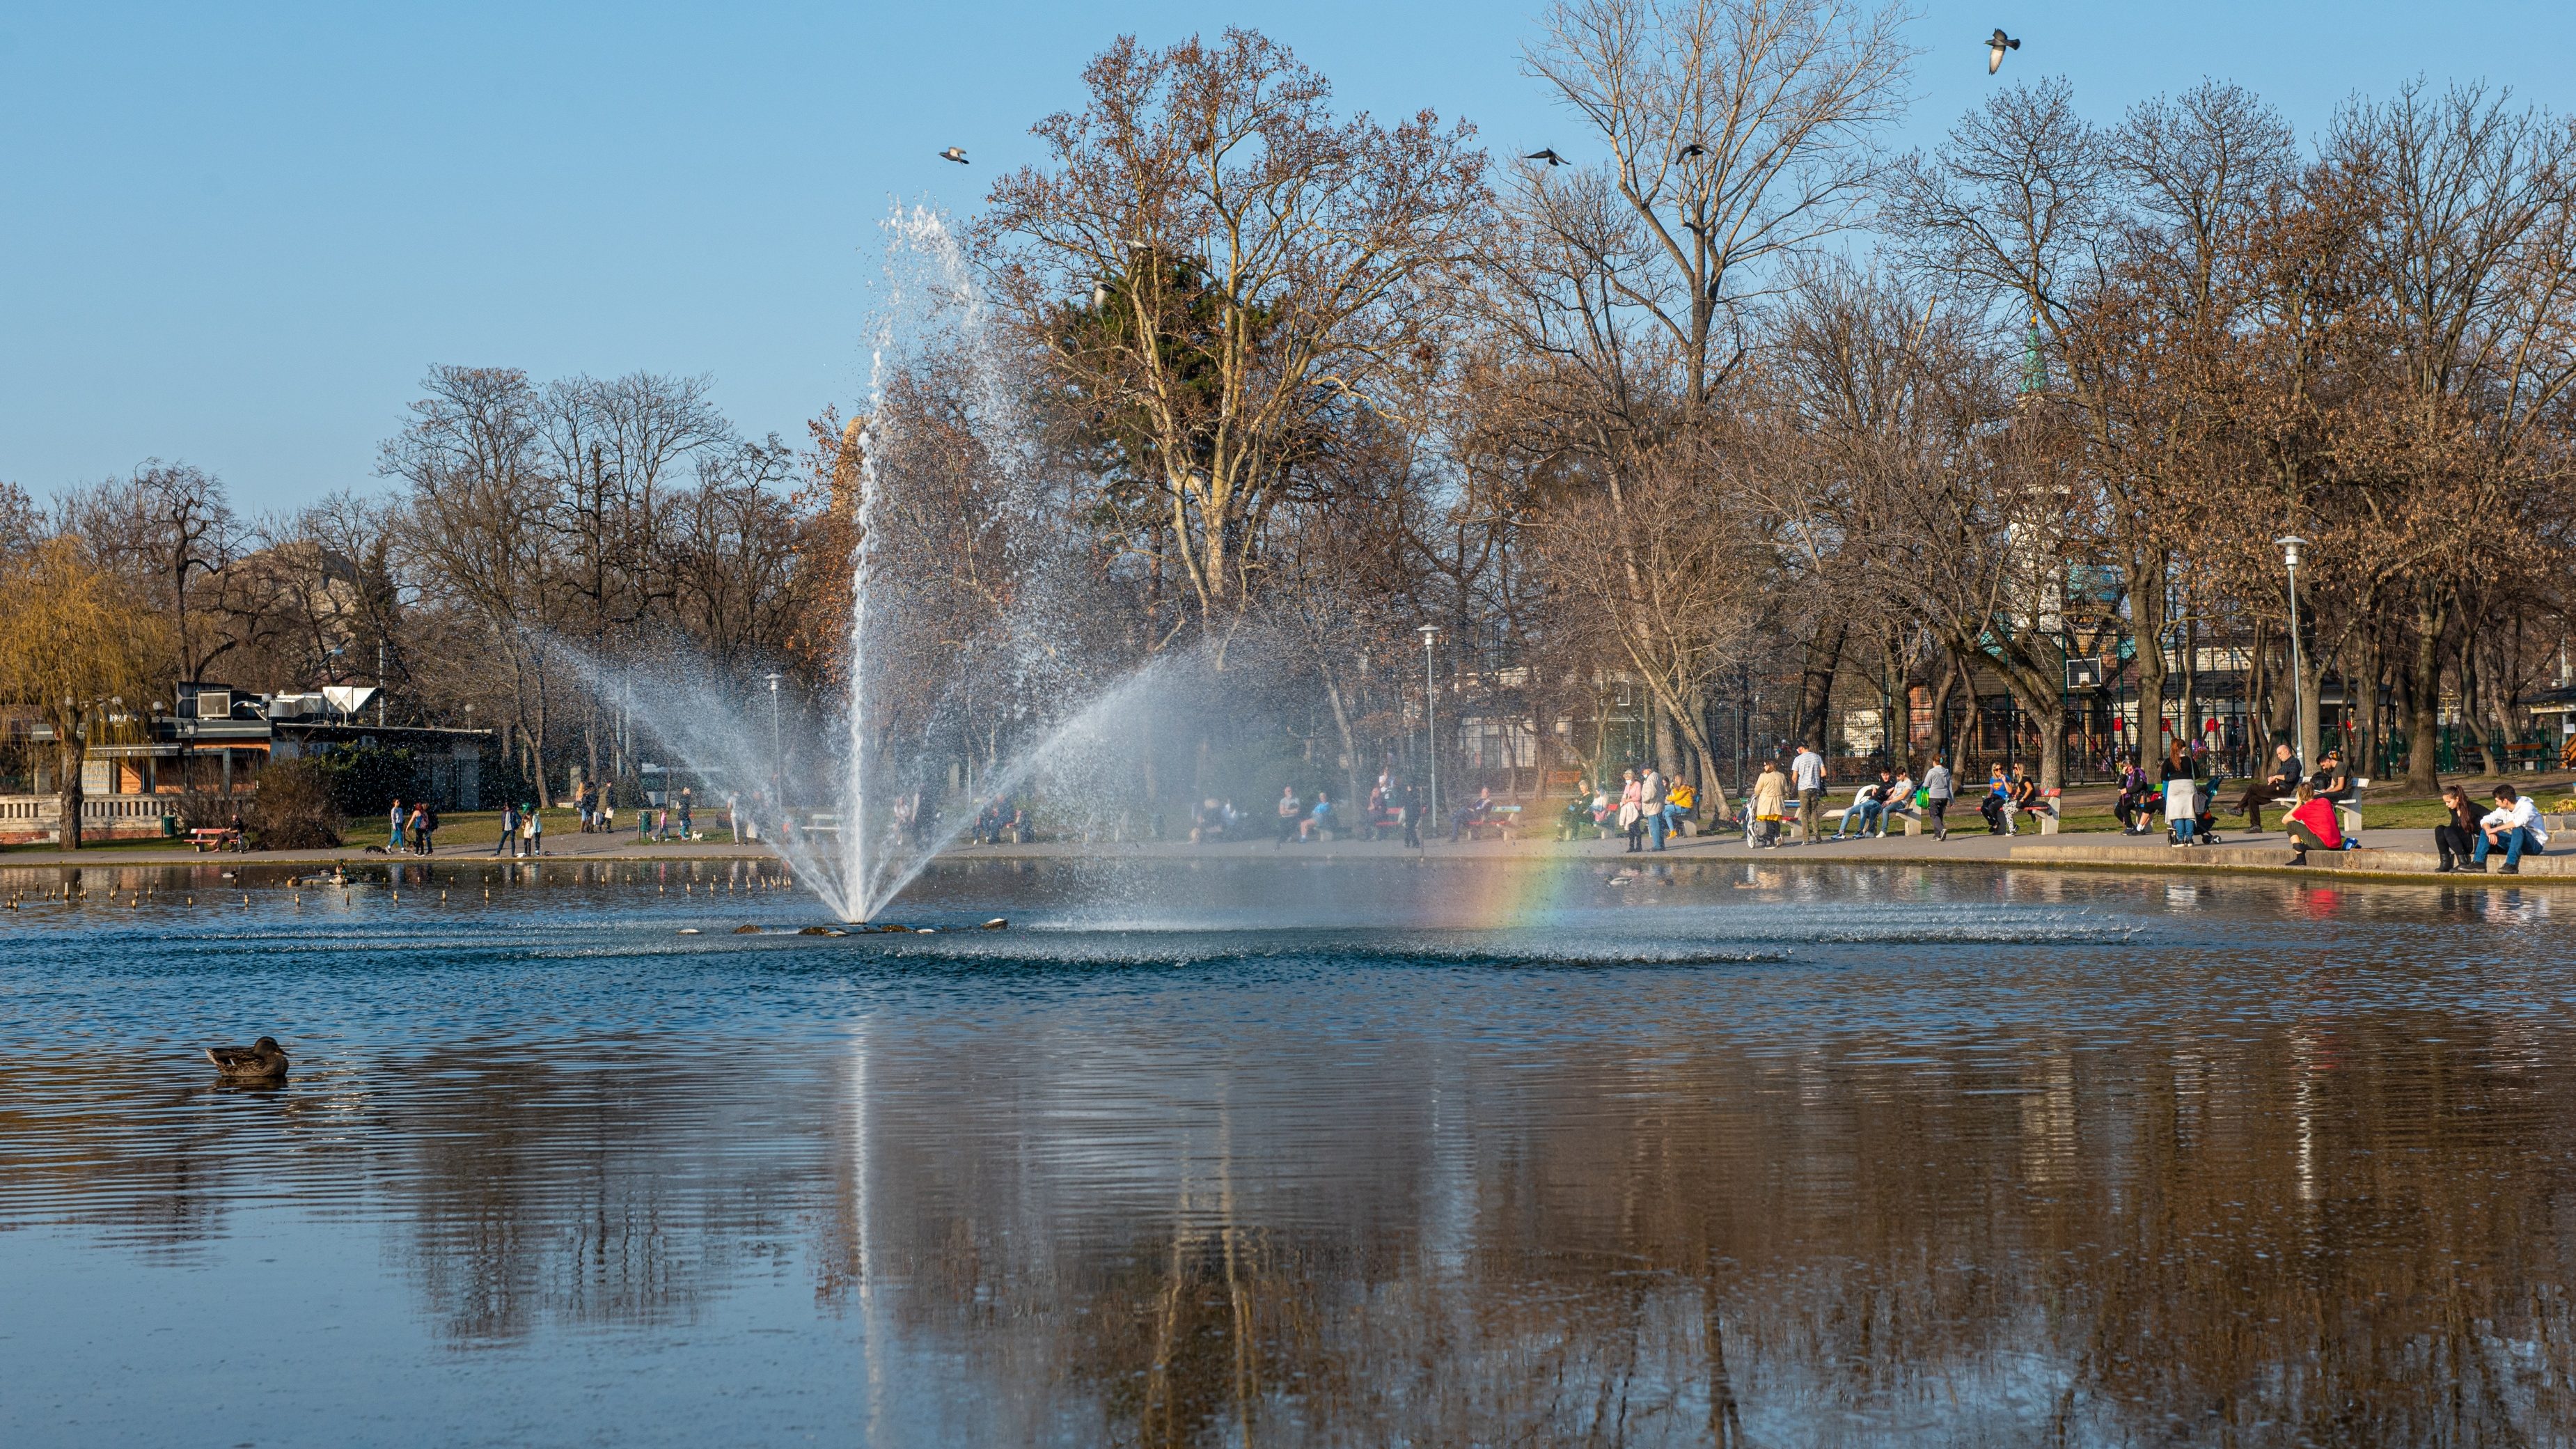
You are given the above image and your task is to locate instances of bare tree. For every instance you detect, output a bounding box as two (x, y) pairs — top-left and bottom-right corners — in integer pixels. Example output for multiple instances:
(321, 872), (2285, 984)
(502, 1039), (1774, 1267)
(61, 460), (239, 685)
(987, 29), (1489, 649)
(381, 366), (565, 801)
(1522, 0), (1913, 411)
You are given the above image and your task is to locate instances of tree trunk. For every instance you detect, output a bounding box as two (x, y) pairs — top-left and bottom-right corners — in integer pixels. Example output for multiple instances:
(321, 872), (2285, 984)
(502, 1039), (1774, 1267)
(2178, 616), (2201, 767)
(56, 739), (84, 852)
(2483, 639), (2522, 778)
(2406, 594), (2444, 793)
(2130, 550), (2171, 783)
(2247, 619), (2274, 749)
(1797, 623), (1846, 753)
(1651, 691), (1680, 781)
(1321, 664), (1364, 823)
(1930, 652), (1965, 774)
(2465, 634), (2506, 776)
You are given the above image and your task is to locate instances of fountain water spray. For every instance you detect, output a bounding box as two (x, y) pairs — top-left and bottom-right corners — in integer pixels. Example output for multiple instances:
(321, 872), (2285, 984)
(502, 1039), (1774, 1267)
(585, 205), (1138, 923)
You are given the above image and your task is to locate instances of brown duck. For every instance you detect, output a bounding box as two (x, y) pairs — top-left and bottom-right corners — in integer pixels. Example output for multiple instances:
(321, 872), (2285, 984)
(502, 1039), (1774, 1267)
(205, 1037), (290, 1079)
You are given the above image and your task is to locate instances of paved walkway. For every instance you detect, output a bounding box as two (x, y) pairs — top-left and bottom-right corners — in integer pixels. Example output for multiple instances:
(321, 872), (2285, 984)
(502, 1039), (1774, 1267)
(6, 820), (2566, 884)
(936, 820), (2570, 881)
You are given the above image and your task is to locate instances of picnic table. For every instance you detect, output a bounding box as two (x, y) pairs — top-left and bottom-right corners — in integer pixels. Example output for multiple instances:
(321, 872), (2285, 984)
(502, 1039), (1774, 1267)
(188, 826), (244, 852)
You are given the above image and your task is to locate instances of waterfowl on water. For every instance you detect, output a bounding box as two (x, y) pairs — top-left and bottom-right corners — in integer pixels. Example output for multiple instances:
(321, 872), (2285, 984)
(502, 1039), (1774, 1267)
(205, 1037), (290, 1079)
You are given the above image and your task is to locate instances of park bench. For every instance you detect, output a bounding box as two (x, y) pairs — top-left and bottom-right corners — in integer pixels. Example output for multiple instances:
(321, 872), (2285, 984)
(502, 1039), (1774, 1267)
(188, 827), (243, 852)
(1830, 797), (1932, 836)
(1461, 804), (1525, 841)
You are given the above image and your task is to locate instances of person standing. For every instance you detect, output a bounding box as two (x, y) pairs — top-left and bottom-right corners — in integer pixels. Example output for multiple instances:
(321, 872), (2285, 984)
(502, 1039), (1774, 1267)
(599, 781), (615, 835)
(677, 788), (694, 841)
(2165, 769), (2200, 847)
(494, 801), (517, 857)
(1617, 769), (1645, 852)
(1922, 758), (1954, 841)
(1638, 765), (1667, 850)
(1790, 744), (1824, 845)
(389, 798), (407, 853)
(1275, 786), (1302, 846)
(524, 804), (543, 857)
(1748, 760), (1788, 848)
(2434, 783), (2479, 873)
(1399, 778), (1422, 849)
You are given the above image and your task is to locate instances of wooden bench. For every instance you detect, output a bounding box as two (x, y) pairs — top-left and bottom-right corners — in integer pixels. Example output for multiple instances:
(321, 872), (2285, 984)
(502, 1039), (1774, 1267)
(1461, 804), (1525, 841)
(188, 827), (243, 852)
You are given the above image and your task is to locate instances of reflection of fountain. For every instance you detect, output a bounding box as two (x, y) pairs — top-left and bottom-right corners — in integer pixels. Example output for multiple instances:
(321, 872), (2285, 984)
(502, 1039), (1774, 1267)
(604, 206), (1149, 922)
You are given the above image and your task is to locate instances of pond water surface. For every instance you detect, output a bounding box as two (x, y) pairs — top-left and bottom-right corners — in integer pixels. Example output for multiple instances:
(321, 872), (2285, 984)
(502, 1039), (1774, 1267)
(4, 856), (2573, 1446)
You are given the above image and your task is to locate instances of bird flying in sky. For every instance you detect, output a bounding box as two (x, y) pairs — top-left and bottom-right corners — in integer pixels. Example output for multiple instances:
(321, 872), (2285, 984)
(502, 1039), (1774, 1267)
(939, 146), (969, 164)
(1986, 29), (2019, 75)
(1524, 148), (1566, 166)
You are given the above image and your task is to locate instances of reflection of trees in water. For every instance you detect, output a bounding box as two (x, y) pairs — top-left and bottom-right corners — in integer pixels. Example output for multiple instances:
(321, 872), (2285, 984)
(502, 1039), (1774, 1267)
(391, 1041), (832, 1343)
(13, 1005), (2576, 1436)
(821, 1019), (2576, 1444)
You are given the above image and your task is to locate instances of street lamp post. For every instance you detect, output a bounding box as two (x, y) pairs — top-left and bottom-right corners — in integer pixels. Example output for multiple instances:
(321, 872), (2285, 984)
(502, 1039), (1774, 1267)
(1418, 626), (1440, 827)
(763, 673), (784, 812)
(2276, 536), (2309, 770)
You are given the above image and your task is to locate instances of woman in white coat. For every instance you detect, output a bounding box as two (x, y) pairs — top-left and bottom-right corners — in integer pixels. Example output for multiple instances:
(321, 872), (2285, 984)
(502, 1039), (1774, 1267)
(2165, 769), (2199, 847)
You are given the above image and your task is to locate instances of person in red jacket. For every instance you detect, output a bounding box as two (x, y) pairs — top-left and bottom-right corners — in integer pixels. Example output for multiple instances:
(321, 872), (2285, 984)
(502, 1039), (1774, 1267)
(2284, 782), (2344, 864)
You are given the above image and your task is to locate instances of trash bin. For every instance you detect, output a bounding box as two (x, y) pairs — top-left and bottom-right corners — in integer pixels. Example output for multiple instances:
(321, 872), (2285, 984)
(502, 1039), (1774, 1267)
(160, 813), (179, 838)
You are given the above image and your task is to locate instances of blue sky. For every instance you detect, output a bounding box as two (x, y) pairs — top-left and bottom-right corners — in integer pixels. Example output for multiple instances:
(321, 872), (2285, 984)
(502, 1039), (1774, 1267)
(6, 1), (2574, 512)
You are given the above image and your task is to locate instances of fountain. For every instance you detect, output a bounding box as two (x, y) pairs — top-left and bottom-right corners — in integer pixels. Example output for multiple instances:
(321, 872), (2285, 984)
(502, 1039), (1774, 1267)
(590, 206), (1148, 923)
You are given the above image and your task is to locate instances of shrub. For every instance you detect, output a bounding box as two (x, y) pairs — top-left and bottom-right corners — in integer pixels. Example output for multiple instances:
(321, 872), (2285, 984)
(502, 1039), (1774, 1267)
(312, 742), (418, 816)
(246, 758), (343, 850)
(173, 790), (237, 830)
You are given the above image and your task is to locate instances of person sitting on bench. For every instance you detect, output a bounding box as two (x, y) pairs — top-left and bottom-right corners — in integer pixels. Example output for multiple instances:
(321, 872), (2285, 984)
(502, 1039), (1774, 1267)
(1300, 792), (1337, 842)
(2283, 781), (2346, 864)
(2008, 763), (2044, 828)
(2309, 749), (2351, 801)
(1450, 787), (1498, 841)
(1830, 777), (1883, 839)
(2234, 740), (2302, 831)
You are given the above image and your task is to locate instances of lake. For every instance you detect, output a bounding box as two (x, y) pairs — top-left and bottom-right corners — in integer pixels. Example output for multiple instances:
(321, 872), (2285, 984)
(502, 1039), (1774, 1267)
(3, 856), (2571, 1446)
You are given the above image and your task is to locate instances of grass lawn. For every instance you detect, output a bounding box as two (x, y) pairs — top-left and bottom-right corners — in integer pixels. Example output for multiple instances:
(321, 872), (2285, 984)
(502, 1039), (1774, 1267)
(2050, 772), (2576, 833)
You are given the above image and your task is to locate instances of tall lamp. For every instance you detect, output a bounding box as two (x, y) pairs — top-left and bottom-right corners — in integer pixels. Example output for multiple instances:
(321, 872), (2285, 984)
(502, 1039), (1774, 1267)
(2275, 536), (2309, 769)
(764, 673), (784, 808)
(1418, 626), (1441, 827)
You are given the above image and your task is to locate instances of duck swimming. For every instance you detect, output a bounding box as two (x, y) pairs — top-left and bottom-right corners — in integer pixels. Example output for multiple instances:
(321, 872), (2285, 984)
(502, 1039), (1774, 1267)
(205, 1037), (290, 1079)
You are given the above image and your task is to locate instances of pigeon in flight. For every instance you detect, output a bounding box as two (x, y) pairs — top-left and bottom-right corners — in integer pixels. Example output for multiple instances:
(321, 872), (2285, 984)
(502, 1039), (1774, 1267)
(938, 146), (969, 164)
(1680, 142), (1706, 159)
(1524, 148), (1566, 166)
(1986, 29), (2019, 75)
